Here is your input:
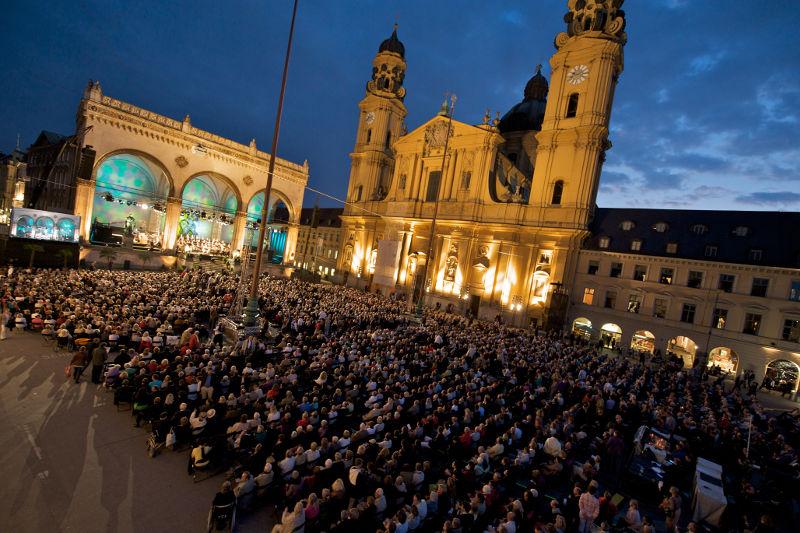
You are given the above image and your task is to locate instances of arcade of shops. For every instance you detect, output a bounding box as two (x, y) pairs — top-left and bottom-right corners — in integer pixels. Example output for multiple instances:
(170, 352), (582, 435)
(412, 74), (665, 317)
(571, 316), (800, 394)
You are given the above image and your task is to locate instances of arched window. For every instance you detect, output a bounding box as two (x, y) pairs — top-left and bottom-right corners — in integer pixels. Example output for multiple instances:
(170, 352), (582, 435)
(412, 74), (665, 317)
(366, 129), (372, 144)
(551, 180), (564, 205)
(566, 93), (579, 118)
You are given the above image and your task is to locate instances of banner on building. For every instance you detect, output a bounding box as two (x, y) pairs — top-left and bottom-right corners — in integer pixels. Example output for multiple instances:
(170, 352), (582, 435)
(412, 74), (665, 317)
(373, 239), (401, 287)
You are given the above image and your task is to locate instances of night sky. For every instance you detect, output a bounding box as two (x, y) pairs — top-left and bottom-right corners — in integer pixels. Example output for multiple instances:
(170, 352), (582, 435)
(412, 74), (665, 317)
(2, 0), (798, 211)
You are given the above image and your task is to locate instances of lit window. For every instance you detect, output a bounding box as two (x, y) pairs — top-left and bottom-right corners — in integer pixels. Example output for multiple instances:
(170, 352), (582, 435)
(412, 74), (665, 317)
(598, 237), (610, 249)
(704, 245), (718, 257)
(633, 265), (647, 282)
(748, 249), (762, 262)
(733, 225), (750, 237)
(791, 281), (800, 301)
(690, 224), (708, 235)
(783, 318), (799, 342)
(627, 294), (641, 313)
(620, 220), (635, 231)
(743, 313), (761, 335)
(666, 242), (678, 254)
(659, 268), (674, 285)
(680, 304), (696, 324)
(713, 308), (728, 329)
(751, 277), (769, 297)
(631, 239), (642, 251)
(653, 222), (669, 233)
(582, 288), (595, 305)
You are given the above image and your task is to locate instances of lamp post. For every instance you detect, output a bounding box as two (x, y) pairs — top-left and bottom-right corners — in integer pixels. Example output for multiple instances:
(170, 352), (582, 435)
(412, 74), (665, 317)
(244, 0), (299, 326)
(415, 94), (456, 316)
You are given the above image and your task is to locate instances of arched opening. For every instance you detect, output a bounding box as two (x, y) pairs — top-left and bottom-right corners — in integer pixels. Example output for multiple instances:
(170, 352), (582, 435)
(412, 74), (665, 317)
(667, 336), (697, 368)
(91, 153), (171, 248)
(707, 347), (739, 375)
(764, 360), (800, 394)
(566, 93), (579, 118)
(630, 330), (656, 354)
(246, 192), (290, 265)
(600, 323), (622, 349)
(551, 180), (564, 205)
(572, 317), (593, 340)
(178, 174), (238, 256)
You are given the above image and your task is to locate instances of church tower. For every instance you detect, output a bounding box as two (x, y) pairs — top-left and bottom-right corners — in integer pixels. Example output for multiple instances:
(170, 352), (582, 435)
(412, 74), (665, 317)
(531, 0), (627, 228)
(346, 25), (408, 206)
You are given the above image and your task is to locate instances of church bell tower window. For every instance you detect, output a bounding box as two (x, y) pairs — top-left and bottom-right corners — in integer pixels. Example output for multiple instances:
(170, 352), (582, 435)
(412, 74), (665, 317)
(566, 93), (579, 118)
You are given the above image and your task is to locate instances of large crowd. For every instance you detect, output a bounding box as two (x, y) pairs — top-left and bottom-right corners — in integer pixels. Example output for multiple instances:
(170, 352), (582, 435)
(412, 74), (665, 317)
(1, 265), (798, 533)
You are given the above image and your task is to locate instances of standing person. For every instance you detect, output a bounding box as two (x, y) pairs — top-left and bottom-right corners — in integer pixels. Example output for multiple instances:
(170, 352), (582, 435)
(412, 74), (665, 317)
(70, 347), (89, 384)
(578, 482), (600, 533)
(90, 341), (107, 383)
(660, 486), (682, 533)
(0, 305), (9, 340)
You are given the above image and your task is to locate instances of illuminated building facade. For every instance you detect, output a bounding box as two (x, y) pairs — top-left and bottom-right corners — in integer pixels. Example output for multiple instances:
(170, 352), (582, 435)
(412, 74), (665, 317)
(65, 80), (308, 259)
(339, 3), (628, 328)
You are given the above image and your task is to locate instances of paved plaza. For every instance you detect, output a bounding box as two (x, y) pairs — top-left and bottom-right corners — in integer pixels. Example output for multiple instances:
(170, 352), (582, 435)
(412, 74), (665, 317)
(0, 332), (274, 533)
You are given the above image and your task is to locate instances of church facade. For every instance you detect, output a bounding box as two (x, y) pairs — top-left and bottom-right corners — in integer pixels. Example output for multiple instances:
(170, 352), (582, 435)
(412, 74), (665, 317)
(338, 1), (628, 329)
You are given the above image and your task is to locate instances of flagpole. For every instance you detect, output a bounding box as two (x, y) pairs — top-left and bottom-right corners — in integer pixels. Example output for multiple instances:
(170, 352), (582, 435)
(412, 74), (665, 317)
(244, 0), (299, 326)
(415, 94), (456, 316)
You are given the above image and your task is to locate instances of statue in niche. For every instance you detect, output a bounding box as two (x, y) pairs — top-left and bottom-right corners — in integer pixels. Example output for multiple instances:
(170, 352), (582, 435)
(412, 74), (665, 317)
(493, 152), (530, 203)
(444, 244), (458, 282)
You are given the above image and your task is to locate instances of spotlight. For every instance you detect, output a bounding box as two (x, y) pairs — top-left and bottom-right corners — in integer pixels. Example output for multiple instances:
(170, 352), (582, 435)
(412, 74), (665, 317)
(140, 203), (148, 210)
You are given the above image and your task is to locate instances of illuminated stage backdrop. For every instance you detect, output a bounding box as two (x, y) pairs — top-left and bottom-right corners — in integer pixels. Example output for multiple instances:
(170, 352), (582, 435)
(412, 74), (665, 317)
(92, 155), (166, 233)
(180, 176), (237, 241)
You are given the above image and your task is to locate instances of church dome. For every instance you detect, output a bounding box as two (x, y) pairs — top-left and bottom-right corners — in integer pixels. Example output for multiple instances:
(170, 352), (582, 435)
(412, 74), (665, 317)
(523, 68), (548, 101)
(498, 67), (549, 134)
(378, 25), (405, 58)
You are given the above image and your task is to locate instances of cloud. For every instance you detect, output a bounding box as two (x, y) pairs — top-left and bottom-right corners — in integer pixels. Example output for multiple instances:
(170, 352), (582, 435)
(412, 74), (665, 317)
(600, 170), (631, 185)
(687, 51), (726, 76)
(658, 0), (690, 9)
(654, 88), (669, 103)
(756, 72), (800, 124)
(734, 192), (800, 206)
(500, 10), (524, 26)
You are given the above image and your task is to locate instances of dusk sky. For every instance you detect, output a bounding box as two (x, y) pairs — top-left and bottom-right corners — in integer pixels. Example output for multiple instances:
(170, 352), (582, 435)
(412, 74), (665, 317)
(2, 0), (799, 211)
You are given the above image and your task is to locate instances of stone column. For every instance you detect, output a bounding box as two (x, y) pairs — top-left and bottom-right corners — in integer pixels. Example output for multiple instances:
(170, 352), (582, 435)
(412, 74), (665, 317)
(162, 196), (182, 251)
(285, 223), (299, 265)
(231, 210), (247, 253)
(73, 178), (95, 242)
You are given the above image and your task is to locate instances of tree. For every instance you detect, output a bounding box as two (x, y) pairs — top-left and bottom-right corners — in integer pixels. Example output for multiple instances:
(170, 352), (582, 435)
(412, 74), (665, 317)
(56, 248), (73, 269)
(99, 247), (117, 269)
(23, 243), (45, 268)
